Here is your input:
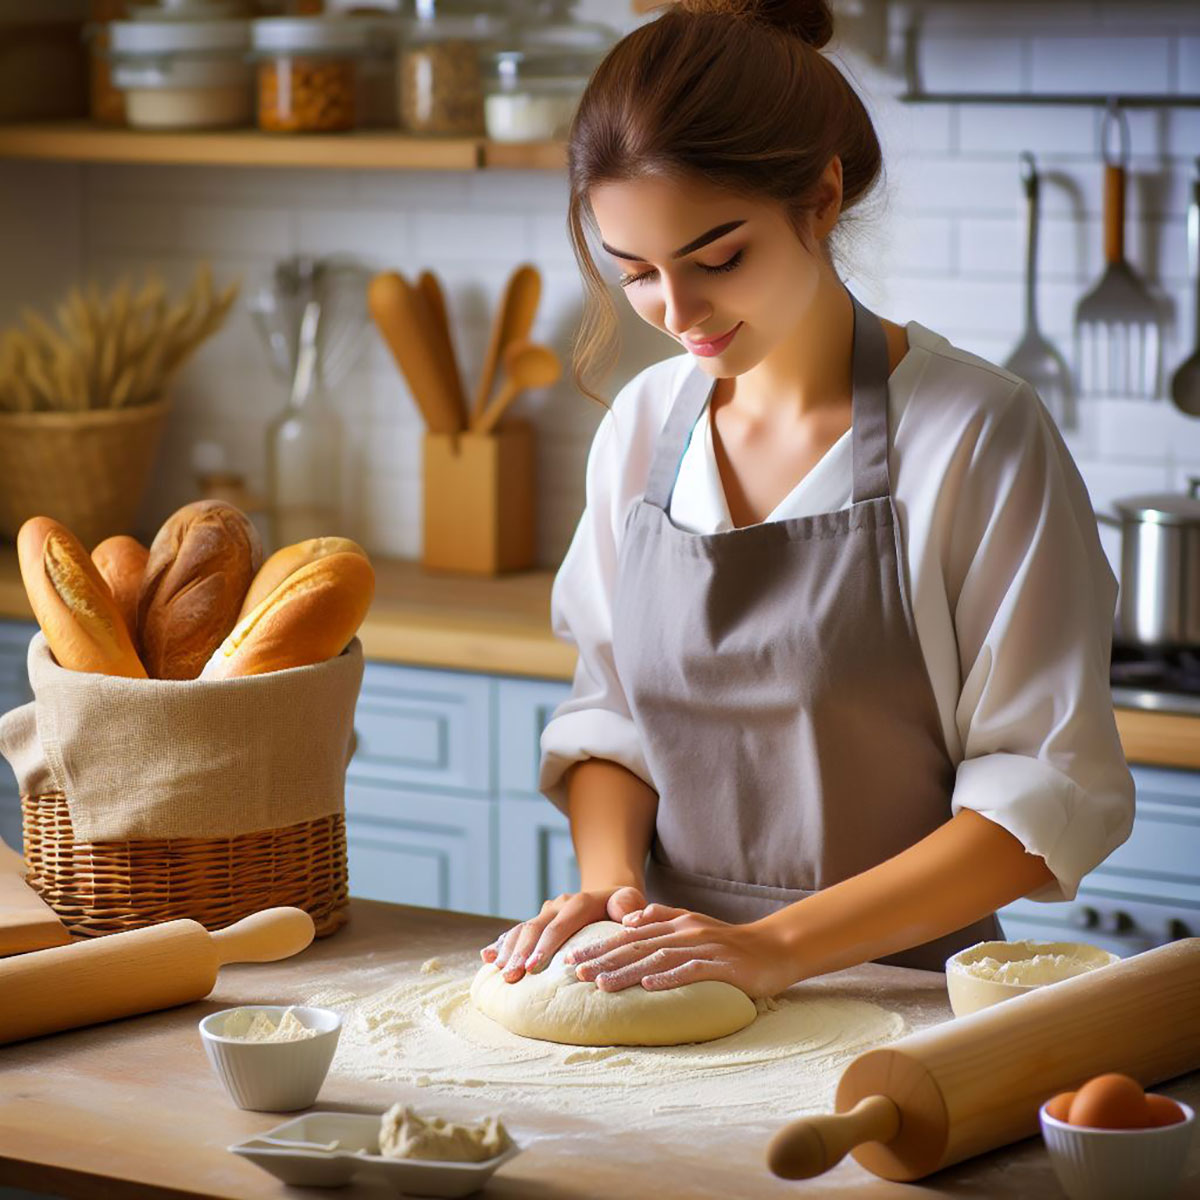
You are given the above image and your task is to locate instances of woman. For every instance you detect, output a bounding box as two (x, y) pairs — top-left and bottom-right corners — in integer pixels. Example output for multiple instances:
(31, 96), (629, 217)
(482, 0), (1134, 998)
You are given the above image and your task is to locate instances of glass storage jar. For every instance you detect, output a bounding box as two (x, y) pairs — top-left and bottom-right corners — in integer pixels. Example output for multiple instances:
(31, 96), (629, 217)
(397, 0), (507, 137)
(109, 13), (253, 130)
(252, 15), (369, 132)
(483, 4), (616, 143)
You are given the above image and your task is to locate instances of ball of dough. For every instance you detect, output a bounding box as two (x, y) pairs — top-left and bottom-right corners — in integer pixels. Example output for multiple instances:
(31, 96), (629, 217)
(470, 921), (757, 1047)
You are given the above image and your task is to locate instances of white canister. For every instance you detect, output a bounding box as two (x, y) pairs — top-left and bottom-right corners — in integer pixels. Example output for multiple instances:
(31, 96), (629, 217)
(110, 16), (252, 130)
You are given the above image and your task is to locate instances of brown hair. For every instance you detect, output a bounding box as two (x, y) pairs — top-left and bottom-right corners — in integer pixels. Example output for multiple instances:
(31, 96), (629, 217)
(566, 0), (884, 404)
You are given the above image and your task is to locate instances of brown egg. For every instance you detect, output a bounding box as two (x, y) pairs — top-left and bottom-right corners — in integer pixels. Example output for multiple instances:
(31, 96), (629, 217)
(1044, 1091), (1076, 1122)
(1067, 1073), (1149, 1129)
(1144, 1093), (1187, 1127)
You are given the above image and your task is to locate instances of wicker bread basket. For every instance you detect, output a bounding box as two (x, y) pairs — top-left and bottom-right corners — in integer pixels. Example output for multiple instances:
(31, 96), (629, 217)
(20, 791), (349, 939)
(0, 400), (169, 550)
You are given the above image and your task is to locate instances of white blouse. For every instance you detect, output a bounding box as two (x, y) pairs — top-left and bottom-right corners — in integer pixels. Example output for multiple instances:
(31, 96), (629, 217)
(538, 320), (1135, 904)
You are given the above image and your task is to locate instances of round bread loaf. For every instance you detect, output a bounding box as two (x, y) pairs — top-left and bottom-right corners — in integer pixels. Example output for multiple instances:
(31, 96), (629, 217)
(91, 534), (149, 645)
(137, 500), (263, 680)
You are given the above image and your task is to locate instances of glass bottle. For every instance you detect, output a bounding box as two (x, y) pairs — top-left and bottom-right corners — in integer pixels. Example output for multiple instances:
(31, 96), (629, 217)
(266, 300), (343, 551)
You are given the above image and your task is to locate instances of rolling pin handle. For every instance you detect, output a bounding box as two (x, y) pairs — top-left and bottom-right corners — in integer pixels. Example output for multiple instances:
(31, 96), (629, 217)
(209, 907), (316, 965)
(767, 1095), (901, 1181)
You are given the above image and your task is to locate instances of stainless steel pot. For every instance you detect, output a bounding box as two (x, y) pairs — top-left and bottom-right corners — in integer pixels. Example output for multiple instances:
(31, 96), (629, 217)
(1098, 477), (1200, 648)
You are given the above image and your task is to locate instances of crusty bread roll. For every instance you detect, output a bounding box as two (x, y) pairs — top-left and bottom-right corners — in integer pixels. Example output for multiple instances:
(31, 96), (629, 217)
(138, 500), (263, 680)
(239, 536), (367, 620)
(91, 535), (149, 644)
(201, 551), (374, 679)
(17, 517), (147, 678)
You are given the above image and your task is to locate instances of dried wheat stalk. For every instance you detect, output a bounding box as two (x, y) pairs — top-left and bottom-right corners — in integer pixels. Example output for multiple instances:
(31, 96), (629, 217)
(0, 264), (240, 414)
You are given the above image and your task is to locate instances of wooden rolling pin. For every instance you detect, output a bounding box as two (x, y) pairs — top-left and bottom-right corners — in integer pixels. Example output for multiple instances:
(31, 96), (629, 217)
(768, 937), (1200, 1183)
(0, 906), (315, 1045)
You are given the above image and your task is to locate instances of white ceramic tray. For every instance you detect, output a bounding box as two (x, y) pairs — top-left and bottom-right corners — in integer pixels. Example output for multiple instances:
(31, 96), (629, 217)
(229, 1111), (521, 1195)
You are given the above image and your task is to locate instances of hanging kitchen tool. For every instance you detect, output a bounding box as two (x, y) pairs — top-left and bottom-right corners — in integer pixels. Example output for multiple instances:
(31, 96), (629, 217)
(0, 906), (315, 1045)
(1074, 101), (1163, 399)
(367, 271), (463, 435)
(767, 937), (1200, 1184)
(417, 269), (469, 430)
(473, 339), (561, 436)
(1169, 156), (1200, 417)
(1003, 152), (1075, 428)
(471, 263), (542, 427)
(248, 254), (372, 391)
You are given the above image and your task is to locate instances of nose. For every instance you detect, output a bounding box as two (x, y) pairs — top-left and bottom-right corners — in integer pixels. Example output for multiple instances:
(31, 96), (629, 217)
(660, 274), (711, 339)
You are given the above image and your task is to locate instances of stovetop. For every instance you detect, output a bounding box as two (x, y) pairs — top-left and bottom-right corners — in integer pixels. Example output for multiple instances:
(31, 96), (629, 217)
(1110, 644), (1200, 716)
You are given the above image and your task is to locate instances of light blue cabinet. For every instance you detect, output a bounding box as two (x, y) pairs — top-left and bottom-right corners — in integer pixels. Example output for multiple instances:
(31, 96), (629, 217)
(0, 621), (33, 852)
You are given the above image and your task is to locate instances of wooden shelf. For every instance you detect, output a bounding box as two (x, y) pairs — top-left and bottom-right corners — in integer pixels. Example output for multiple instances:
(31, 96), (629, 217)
(0, 122), (567, 171)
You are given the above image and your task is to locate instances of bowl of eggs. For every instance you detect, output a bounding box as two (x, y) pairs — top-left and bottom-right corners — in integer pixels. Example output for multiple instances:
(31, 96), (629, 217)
(1039, 1073), (1194, 1200)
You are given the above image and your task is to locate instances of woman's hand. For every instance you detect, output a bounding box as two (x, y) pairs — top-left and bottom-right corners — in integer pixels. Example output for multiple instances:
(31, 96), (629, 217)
(563, 903), (797, 1000)
(479, 886), (647, 984)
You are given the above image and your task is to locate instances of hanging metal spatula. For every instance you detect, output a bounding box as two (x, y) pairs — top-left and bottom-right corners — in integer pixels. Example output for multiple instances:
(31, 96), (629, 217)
(1170, 156), (1200, 417)
(1004, 151), (1075, 427)
(1074, 102), (1162, 399)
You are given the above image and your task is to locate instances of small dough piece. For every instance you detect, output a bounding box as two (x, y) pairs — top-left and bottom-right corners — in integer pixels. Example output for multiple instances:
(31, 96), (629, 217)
(469, 920), (756, 1047)
(377, 1104), (508, 1163)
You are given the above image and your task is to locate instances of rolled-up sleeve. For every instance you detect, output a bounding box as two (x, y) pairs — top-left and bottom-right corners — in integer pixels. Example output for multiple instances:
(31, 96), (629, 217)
(946, 382), (1134, 902)
(538, 401), (655, 813)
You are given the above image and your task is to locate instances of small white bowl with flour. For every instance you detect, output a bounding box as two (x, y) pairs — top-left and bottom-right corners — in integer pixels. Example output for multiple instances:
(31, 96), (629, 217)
(945, 941), (1120, 1018)
(199, 1004), (342, 1111)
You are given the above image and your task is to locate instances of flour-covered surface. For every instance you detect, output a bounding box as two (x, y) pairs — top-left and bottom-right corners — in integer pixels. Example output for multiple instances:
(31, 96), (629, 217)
(301, 946), (909, 1130)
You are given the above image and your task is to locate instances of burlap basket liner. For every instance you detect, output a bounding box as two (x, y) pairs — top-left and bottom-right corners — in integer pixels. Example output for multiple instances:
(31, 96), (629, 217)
(0, 631), (363, 938)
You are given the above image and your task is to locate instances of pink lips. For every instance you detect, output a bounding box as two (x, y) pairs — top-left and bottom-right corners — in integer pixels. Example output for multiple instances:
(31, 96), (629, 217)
(684, 323), (742, 357)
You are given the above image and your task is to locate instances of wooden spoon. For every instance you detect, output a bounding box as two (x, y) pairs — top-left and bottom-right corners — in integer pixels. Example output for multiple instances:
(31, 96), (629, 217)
(472, 264), (542, 428)
(367, 271), (462, 435)
(417, 269), (469, 431)
(473, 340), (561, 436)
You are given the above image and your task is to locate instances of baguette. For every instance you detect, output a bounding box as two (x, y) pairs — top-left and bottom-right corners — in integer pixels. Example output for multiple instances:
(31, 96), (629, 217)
(239, 536), (367, 620)
(17, 517), (147, 677)
(91, 534), (149, 644)
(138, 500), (263, 680)
(201, 551), (374, 679)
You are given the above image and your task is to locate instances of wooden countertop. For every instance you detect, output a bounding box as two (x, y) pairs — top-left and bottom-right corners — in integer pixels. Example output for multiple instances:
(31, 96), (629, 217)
(4, 898), (1197, 1199)
(0, 547), (1196, 771)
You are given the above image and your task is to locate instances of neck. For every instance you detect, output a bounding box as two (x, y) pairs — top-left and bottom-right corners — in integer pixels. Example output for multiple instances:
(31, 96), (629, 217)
(731, 267), (853, 422)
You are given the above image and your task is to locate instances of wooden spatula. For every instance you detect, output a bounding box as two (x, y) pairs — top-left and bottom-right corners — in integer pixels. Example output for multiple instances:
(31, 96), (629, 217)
(472, 264), (542, 428)
(368, 272), (463, 435)
(0, 836), (71, 957)
(417, 269), (469, 431)
(0, 905), (315, 1045)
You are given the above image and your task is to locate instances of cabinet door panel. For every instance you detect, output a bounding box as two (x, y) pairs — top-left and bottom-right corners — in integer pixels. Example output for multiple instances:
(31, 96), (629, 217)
(345, 780), (493, 915)
(497, 797), (579, 921)
(497, 678), (571, 796)
(350, 663), (492, 796)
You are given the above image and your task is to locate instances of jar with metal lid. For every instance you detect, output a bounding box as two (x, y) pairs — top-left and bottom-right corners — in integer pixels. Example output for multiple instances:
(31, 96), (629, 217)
(252, 15), (369, 132)
(342, 5), (409, 128)
(397, 0), (508, 138)
(109, 12), (253, 129)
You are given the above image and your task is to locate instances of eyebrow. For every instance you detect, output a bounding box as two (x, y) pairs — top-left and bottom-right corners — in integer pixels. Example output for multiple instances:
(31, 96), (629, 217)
(600, 220), (746, 263)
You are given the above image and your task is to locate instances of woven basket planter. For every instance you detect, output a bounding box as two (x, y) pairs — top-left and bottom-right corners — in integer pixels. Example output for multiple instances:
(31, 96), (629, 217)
(0, 400), (170, 548)
(20, 790), (350, 939)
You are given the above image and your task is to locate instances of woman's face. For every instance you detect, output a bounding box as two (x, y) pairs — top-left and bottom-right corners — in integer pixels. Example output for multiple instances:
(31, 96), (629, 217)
(589, 169), (838, 376)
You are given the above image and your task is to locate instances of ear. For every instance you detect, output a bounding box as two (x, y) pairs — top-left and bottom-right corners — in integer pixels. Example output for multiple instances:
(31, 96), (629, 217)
(812, 155), (844, 240)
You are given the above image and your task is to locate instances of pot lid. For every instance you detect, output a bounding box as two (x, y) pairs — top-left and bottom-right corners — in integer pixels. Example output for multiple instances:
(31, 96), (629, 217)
(1113, 478), (1200, 525)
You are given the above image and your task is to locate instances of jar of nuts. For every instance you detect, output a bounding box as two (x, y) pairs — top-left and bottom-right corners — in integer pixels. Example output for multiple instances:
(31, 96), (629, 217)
(398, 0), (509, 138)
(252, 16), (371, 133)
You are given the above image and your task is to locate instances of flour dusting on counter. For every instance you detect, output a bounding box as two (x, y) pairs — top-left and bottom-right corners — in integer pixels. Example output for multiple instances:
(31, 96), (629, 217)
(301, 951), (906, 1128)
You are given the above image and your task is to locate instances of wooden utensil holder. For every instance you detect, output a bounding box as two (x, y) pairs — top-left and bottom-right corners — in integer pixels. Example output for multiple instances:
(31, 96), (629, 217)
(422, 420), (536, 575)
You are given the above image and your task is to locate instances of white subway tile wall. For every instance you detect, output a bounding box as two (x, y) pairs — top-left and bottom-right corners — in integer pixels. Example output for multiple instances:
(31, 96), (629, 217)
(0, 0), (1197, 572)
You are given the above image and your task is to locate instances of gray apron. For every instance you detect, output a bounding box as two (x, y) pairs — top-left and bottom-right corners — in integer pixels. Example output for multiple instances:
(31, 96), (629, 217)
(611, 291), (1000, 971)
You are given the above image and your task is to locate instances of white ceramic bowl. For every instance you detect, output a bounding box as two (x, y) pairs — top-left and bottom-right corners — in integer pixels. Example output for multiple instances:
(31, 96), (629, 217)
(1039, 1099), (1195, 1200)
(945, 940), (1119, 1017)
(199, 1005), (342, 1112)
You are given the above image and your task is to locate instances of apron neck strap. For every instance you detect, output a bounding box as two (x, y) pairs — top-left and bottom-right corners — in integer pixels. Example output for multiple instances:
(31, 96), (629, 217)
(641, 289), (893, 512)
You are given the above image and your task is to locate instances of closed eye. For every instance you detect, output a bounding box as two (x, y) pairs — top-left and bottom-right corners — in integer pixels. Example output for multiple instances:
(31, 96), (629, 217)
(618, 249), (745, 289)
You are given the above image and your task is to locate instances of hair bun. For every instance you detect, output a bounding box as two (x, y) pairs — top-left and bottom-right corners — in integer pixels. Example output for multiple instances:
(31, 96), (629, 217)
(676, 0), (834, 49)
